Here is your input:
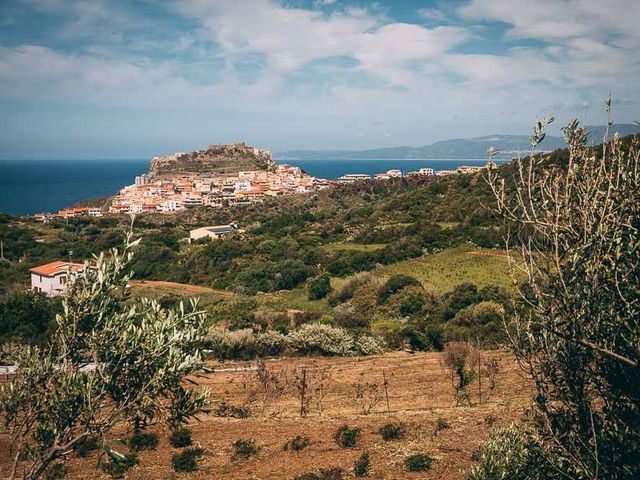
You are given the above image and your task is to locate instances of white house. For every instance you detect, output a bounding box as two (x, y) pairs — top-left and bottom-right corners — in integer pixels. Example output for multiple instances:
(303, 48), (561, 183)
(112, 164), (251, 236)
(189, 224), (238, 242)
(418, 167), (435, 176)
(30, 261), (84, 297)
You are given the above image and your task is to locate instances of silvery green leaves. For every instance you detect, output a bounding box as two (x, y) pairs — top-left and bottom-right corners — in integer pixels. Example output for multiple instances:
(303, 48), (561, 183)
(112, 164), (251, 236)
(0, 232), (209, 480)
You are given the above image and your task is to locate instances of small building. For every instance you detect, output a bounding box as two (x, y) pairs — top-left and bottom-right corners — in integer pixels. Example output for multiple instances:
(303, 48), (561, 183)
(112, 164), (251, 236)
(30, 261), (84, 297)
(456, 165), (483, 174)
(189, 224), (238, 242)
(337, 174), (372, 184)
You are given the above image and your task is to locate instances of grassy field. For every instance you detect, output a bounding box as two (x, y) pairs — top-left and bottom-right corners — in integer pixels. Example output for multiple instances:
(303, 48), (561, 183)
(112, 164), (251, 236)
(3, 351), (529, 479)
(319, 242), (388, 252)
(375, 244), (519, 293)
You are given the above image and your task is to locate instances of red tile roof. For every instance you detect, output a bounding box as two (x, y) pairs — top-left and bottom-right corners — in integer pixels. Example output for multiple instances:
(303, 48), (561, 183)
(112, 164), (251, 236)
(30, 261), (84, 277)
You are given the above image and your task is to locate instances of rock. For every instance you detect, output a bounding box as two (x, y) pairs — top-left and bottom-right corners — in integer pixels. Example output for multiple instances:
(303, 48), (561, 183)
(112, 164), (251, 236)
(148, 142), (276, 178)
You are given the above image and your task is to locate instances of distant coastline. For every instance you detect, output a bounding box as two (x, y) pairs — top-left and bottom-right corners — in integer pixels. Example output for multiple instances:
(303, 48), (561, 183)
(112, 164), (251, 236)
(0, 158), (504, 216)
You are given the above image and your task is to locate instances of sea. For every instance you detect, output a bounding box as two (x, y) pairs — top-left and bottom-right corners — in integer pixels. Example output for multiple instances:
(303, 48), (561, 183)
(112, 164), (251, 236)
(0, 158), (499, 216)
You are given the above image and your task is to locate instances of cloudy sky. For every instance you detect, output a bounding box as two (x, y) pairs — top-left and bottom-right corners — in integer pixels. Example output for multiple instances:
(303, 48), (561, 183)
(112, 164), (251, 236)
(1, 0), (639, 159)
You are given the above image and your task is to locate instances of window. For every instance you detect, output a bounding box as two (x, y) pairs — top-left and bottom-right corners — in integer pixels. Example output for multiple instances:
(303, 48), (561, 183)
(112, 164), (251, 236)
(59, 275), (67, 285)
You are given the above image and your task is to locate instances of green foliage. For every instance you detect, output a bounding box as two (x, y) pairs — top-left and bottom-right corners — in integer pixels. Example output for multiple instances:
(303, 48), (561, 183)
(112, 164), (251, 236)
(379, 422), (406, 441)
(377, 274), (421, 304)
(0, 291), (62, 343)
(74, 436), (100, 457)
(294, 468), (344, 480)
(334, 425), (360, 448)
(232, 439), (260, 460)
(100, 449), (139, 479)
(465, 425), (553, 480)
(308, 273), (332, 300)
(169, 428), (193, 448)
(0, 235), (209, 479)
(404, 453), (433, 472)
(283, 435), (310, 452)
(354, 452), (370, 477)
(171, 446), (204, 472)
(488, 120), (640, 478)
(128, 431), (159, 451)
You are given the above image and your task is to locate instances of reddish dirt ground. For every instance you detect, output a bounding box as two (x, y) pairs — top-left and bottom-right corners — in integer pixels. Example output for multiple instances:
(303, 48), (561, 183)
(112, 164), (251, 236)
(1, 351), (532, 480)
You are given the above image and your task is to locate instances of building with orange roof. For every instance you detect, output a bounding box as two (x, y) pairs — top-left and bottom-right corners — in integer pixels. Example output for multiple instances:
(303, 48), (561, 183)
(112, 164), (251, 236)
(30, 260), (84, 297)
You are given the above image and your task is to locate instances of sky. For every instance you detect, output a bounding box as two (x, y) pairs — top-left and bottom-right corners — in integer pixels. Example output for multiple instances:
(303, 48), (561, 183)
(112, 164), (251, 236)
(0, 0), (639, 159)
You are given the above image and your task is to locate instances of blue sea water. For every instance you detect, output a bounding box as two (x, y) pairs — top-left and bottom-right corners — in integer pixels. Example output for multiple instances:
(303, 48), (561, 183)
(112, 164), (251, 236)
(0, 158), (499, 216)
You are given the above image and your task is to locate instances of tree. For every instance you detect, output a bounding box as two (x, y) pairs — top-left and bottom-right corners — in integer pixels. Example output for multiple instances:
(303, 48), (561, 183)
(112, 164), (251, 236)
(487, 114), (640, 478)
(307, 273), (332, 300)
(0, 233), (209, 479)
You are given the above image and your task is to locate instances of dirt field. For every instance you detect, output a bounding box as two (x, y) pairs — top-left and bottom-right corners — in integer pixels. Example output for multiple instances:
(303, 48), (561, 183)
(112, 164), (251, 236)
(1, 351), (531, 480)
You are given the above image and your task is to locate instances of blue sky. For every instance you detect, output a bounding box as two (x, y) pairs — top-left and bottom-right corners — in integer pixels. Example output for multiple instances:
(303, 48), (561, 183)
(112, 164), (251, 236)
(0, 0), (639, 159)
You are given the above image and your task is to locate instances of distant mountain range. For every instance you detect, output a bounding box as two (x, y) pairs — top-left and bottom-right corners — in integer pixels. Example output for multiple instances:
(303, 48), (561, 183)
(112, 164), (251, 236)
(276, 124), (640, 160)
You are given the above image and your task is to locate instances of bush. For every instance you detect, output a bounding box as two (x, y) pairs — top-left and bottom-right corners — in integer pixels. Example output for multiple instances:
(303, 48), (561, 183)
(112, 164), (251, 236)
(328, 273), (374, 306)
(205, 328), (257, 359)
(101, 451), (139, 478)
(287, 323), (355, 356)
(169, 428), (192, 448)
(379, 422), (406, 441)
(354, 335), (385, 355)
(74, 436), (100, 457)
(284, 435), (310, 452)
(171, 446), (204, 472)
(434, 418), (450, 436)
(308, 273), (333, 300)
(354, 452), (370, 477)
(128, 431), (159, 451)
(377, 275), (421, 304)
(334, 425), (360, 448)
(404, 453), (433, 472)
(232, 439), (259, 460)
(465, 425), (552, 480)
(294, 468), (344, 480)
(256, 329), (286, 356)
(45, 462), (68, 480)
(215, 401), (251, 418)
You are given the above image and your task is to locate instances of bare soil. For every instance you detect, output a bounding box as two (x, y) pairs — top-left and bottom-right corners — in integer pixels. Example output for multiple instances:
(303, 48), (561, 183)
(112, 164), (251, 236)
(1, 351), (531, 480)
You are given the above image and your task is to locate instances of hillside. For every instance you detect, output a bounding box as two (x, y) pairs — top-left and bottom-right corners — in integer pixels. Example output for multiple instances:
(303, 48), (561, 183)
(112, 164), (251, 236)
(149, 142), (276, 178)
(277, 123), (640, 160)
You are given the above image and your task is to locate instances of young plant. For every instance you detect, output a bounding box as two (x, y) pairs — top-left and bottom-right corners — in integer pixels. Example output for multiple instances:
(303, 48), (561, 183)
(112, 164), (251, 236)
(379, 422), (406, 441)
(128, 431), (159, 451)
(284, 435), (310, 452)
(404, 453), (433, 472)
(441, 341), (478, 406)
(171, 446), (204, 472)
(354, 452), (370, 477)
(334, 425), (360, 448)
(232, 439), (260, 460)
(169, 428), (193, 448)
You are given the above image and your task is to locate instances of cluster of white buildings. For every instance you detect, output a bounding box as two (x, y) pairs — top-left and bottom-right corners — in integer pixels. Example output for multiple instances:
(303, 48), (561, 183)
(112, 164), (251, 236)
(109, 165), (330, 214)
(337, 165), (486, 183)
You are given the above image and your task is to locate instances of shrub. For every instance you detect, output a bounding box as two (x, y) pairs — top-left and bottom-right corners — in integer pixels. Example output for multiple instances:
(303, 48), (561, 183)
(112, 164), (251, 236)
(308, 273), (333, 300)
(232, 439), (259, 460)
(441, 341), (478, 405)
(404, 453), (433, 472)
(284, 435), (310, 452)
(169, 428), (192, 448)
(45, 462), (68, 480)
(294, 468), (344, 480)
(101, 451), (139, 478)
(205, 328), (257, 359)
(171, 446), (204, 472)
(434, 418), (450, 436)
(74, 436), (100, 457)
(354, 452), (370, 477)
(377, 275), (421, 304)
(379, 422), (406, 441)
(328, 273), (374, 306)
(129, 431), (159, 451)
(465, 425), (551, 480)
(215, 400), (251, 418)
(354, 335), (385, 355)
(334, 303), (370, 329)
(287, 323), (355, 356)
(334, 425), (360, 448)
(256, 329), (286, 356)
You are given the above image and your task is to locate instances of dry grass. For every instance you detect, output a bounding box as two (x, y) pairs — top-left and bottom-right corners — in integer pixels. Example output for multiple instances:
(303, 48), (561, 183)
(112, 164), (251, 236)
(5, 351), (531, 479)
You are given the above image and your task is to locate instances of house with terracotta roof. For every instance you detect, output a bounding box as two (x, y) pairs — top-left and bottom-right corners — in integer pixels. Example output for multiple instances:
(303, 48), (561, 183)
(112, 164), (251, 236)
(30, 261), (84, 297)
(189, 224), (238, 242)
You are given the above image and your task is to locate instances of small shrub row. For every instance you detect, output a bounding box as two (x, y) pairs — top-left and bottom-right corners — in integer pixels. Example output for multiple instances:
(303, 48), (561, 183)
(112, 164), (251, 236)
(205, 323), (384, 359)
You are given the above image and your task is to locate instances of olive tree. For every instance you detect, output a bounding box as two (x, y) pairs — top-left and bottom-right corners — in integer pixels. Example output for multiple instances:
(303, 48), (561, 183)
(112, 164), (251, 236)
(0, 234), (209, 479)
(487, 112), (639, 479)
